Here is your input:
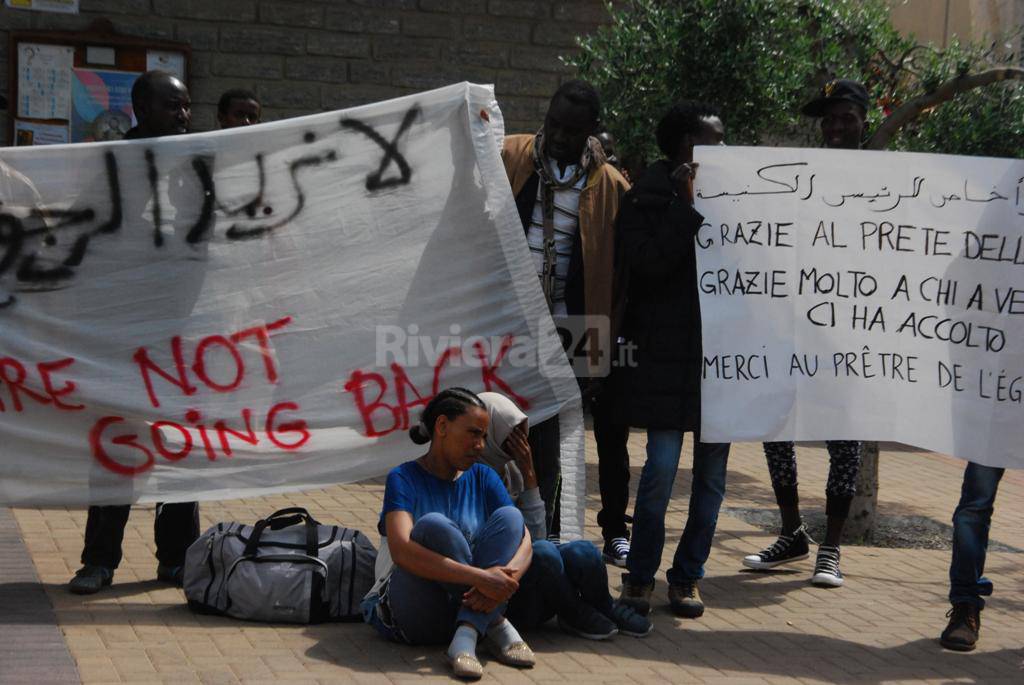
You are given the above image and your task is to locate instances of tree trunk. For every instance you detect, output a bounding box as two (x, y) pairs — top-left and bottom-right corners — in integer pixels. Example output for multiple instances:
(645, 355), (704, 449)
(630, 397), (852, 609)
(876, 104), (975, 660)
(843, 441), (879, 544)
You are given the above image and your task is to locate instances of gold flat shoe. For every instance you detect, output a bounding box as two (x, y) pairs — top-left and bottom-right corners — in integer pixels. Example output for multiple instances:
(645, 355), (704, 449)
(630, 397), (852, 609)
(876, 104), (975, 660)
(446, 651), (483, 680)
(487, 639), (535, 668)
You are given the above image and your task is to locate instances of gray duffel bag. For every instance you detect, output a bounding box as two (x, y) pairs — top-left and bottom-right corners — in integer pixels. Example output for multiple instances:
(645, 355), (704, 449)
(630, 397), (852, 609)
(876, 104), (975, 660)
(183, 507), (377, 623)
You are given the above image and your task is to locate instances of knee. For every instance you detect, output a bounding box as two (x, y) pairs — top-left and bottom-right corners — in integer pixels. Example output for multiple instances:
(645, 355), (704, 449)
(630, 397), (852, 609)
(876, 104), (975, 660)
(491, 505), (525, 534)
(410, 513), (468, 557)
(953, 498), (993, 522)
(530, 540), (564, 575)
(960, 465), (1001, 506)
(412, 512), (454, 535)
(638, 459), (677, 499)
(559, 540), (603, 574)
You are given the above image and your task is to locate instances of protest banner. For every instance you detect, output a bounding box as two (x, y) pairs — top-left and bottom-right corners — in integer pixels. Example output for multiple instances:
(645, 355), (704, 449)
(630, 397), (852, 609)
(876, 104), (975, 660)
(695, 146), (1024, 469)
(0, 83), (586, 536)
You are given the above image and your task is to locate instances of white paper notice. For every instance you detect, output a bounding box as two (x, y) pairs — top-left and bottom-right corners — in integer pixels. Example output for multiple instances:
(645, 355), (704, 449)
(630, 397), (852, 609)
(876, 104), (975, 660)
(146, 50), (186, 80)
(695, 146), (1024, 469)
(17, 43), (74, 119)
(14, 119), (69, 145)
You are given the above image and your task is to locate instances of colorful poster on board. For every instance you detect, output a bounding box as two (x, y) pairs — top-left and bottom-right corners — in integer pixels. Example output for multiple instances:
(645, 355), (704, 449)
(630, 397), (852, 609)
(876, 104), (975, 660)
(5, 0), (79, 13)
(70, 69), (138, 143)
(14, 120), (69, 145)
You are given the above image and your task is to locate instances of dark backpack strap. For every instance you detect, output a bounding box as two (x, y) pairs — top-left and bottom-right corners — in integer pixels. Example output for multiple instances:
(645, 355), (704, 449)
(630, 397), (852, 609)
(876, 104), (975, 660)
(514, 172), (540, 233)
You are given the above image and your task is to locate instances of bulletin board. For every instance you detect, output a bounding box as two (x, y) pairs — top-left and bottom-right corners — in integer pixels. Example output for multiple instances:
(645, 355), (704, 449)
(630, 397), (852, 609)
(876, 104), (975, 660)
(6, 23), (190, 146)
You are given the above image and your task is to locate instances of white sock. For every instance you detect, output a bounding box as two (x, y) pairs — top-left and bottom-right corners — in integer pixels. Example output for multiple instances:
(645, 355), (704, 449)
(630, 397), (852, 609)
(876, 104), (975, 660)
(487, 618), (523, 649)
(447, 624), (479, 659)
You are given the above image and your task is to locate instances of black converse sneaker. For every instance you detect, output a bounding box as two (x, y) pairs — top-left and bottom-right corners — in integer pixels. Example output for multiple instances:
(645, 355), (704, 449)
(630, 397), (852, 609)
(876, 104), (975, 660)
(810, 544), (844, 587)
(742, 524), (812, 570)
(602, 537), (630, 567)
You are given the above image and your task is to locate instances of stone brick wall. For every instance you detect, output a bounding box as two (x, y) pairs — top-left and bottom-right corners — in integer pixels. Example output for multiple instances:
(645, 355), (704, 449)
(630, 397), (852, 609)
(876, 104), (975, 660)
(0, 0), (614, 146)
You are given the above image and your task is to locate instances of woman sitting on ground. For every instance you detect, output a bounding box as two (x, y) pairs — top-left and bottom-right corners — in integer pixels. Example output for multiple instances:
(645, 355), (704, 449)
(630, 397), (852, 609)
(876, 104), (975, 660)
(478, 392), (652, 640)
(361, 387), (535, 680)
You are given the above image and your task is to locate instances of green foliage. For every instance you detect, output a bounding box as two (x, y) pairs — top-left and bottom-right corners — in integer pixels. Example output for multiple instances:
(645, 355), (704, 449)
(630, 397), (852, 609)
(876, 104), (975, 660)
(568, 0), (1022, 162)
(888, 38), (1024, 159)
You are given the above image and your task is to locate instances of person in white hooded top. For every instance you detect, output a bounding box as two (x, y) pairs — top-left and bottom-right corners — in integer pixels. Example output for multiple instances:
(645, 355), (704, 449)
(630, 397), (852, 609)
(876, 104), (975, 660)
(477, 392), (652, 639)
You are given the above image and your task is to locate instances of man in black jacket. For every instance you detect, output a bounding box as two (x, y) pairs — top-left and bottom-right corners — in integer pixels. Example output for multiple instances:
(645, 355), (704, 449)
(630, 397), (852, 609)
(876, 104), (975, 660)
(614, 101), (730, 618)
(68, 71), (200, 595)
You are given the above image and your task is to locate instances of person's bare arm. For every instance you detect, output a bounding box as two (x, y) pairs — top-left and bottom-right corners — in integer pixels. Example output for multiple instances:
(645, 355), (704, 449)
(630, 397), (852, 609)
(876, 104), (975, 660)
(503, 524), (533, 582)
(462, 525), (532, 610)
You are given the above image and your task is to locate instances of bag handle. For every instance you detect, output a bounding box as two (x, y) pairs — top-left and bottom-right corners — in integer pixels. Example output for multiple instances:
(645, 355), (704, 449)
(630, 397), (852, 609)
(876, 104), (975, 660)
(244, 508), (319, 557)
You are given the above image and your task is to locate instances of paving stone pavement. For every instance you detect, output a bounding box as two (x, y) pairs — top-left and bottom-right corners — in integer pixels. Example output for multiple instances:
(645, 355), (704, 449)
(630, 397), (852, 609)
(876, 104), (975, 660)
(0, 507), (79, 684)
(3, 437), (1022, 684)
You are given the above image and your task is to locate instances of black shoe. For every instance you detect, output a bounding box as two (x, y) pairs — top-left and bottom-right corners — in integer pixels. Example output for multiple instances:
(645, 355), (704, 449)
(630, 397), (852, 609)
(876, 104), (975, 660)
(940, 603), (980, 651)
(68, 565), (113, 595)
(743, 524), (812, 570)
(603, 600), (653, 637)
(557, 602), (618, 641)
(810, 545), (844, 587)
(156, 563), (184, 587)
(602, 537), (630, 567)
(668, 579), (704, 618)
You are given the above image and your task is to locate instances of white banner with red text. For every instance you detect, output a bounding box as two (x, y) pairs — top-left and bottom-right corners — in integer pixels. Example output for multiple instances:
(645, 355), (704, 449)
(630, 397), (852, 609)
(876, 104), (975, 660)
(0, 82), (586, 533)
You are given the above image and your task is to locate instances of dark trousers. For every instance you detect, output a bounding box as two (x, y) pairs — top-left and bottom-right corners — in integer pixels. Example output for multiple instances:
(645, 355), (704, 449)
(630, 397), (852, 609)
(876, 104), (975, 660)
(506, 540), (613, 628)
(763, 440), (862, 518)
(528, 415), (561, 538)
(81, 502), (200, 570)
(950, 462), (1004, 609)
(593, 393), (631, 542)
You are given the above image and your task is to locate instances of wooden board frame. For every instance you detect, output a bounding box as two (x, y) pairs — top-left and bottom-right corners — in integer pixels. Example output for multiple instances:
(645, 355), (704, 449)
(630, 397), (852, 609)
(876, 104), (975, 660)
(7, 20), (191, 145)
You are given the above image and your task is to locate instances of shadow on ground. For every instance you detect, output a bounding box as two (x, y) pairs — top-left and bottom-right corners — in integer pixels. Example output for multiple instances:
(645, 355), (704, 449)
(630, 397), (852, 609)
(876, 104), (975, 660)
(587, 461), (1021, 552)
(303, 623), (1023, 684)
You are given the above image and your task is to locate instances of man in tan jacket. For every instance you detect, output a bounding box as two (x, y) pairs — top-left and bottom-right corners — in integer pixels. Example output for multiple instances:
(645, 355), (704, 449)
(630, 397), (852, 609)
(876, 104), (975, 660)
(500, 80), (629, 537)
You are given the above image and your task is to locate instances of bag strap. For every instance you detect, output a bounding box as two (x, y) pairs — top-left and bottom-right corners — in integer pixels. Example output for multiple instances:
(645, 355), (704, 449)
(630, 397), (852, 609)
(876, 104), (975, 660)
(243, 508), (319, 557)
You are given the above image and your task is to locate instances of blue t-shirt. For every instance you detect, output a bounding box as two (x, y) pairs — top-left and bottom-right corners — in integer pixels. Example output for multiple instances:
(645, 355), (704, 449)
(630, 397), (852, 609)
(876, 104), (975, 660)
(378, 461), (513, 542)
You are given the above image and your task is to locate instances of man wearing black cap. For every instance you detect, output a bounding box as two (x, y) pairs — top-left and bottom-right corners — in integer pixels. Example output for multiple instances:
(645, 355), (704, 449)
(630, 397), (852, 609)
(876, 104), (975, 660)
(802, 78), (870, 150)
(741, 79), (867, 588)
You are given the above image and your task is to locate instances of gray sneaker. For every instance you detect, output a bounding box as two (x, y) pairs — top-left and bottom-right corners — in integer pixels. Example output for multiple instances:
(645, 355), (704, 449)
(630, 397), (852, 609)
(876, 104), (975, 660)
(68, 565), (113, 595)
(557, 602), (618, 641)
(604, 601), (653, 637)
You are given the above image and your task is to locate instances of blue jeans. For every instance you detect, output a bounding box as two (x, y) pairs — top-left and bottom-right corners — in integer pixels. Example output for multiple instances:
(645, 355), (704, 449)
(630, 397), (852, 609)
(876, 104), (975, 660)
(626, 430), (730, 586)
(506, 540), (612, 628)
(385, 506), (524, 643)
(949, 462), (1004, 609)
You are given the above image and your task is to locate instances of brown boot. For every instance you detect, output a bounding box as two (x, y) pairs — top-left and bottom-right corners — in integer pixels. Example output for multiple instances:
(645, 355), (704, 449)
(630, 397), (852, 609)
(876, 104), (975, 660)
(668, 579), (704, 618)
(940, 602), (980, 651)
(618, 574), (654, 616)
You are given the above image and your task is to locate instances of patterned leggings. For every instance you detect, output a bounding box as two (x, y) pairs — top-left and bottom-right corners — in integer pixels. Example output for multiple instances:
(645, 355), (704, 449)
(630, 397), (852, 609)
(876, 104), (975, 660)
(763, 440), (862, 499)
